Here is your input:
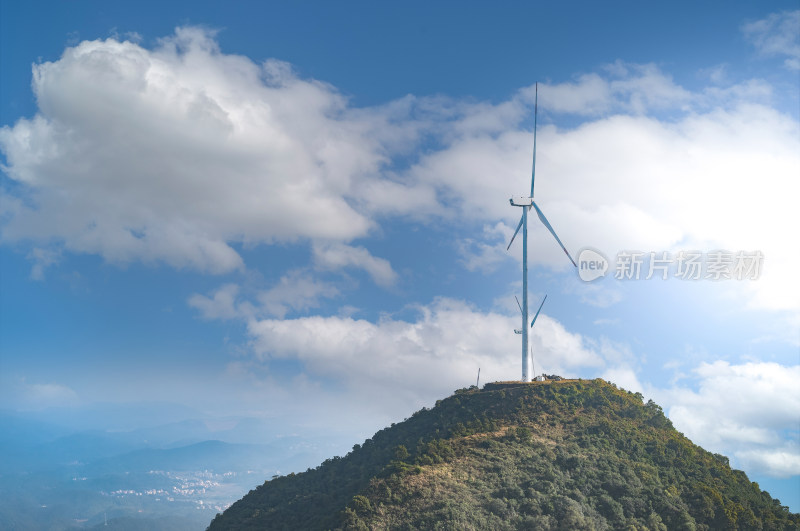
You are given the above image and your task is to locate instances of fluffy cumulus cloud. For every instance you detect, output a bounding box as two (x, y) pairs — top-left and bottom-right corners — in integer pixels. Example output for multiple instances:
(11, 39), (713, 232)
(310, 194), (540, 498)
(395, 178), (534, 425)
(663, 361), (800, 477)
(0, 27), (401, 273)
(241, 297), (609, 411)
(186, 282), (616, 413)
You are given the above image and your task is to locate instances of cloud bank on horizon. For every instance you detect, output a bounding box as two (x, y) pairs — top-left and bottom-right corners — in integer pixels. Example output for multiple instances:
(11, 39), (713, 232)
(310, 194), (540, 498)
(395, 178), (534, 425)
(1, 10), (798, 485)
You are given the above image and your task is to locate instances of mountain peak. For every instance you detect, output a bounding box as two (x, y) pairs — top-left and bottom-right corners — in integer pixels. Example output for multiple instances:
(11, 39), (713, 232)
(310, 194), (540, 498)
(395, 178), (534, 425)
(208, 379), (798, 530)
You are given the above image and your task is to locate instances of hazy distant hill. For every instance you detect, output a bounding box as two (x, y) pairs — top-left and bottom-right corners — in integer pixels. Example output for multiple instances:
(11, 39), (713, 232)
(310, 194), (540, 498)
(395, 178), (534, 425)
(0, 413), (342, 531)
(207, 379), (798, 530)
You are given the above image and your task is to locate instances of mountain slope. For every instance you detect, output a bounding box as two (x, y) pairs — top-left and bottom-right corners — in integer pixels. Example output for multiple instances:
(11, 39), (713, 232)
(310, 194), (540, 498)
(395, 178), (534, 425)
(207, 379), (798, 530)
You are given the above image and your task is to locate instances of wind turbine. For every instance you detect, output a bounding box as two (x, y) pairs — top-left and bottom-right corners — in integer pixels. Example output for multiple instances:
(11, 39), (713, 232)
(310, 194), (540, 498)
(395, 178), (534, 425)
(515, 294), (548, 379)
(508, 83), (577, 382)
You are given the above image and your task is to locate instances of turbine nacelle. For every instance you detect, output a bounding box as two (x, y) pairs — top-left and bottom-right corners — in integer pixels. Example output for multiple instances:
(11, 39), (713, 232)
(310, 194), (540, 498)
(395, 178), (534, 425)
(509, 196), (533, 207)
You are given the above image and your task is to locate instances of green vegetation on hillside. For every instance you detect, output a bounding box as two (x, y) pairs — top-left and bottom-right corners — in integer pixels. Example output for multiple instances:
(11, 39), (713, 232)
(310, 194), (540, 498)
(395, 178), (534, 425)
(207, 379), (798, 530)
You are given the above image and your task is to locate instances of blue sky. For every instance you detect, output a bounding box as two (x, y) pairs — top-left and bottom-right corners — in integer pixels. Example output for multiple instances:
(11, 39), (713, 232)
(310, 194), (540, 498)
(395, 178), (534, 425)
(1, 0), (799, 509)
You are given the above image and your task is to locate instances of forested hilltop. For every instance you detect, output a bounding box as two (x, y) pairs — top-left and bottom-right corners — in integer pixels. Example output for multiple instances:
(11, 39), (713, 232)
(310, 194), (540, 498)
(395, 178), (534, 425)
(207, 379), (798, 530)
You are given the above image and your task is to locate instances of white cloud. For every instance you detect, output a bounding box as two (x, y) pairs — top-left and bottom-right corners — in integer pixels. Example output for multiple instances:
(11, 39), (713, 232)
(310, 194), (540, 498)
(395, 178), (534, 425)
(537, 63), (693, 116)
(244, 298), (605, 411)
(27, 247), (60, 280)
(257, 270), (340, 318)
(743, 10), (800, 70)
(188, 271), (340, 320)
(736, 446), (800, 478)
(3, 29), (797, 318)
(537, 73), (614, 116)
(0, 28), (400, 273)
(312, 241), (398, 287)
(188, 283), (241, 320)
(601, 366), (644, 394)
(661, 361), (800, 478)
(457, 222), (512, 273)
(405, 81), (800, 312)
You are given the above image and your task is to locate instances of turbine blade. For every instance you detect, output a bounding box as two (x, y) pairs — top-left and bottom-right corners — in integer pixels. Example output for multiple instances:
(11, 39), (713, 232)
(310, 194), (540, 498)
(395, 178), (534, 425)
(530, 294), (548, 328)
(506, 215), (523, 250)
(515, 295), (522, 314)
(531, 201), (578, 267)
(530, 82), (538, 199)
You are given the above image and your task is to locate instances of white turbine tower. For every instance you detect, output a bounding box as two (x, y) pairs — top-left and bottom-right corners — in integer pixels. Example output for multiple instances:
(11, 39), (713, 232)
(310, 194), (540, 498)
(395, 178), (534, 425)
(508, 83), (577, 382)
(515, 294), (548, 379)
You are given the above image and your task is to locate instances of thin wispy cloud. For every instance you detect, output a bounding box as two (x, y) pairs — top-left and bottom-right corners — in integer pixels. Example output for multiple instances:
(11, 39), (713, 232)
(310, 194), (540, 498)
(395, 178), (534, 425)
(188, 272), (341, 320)
(743, 10), (800, 71)
(311, 242), (398, 287)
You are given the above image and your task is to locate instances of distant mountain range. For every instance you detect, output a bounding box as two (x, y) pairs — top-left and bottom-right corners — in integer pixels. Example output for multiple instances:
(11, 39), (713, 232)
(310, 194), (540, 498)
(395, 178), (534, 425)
(0, 412), (347, 531)
(208, 379), (799, 530)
